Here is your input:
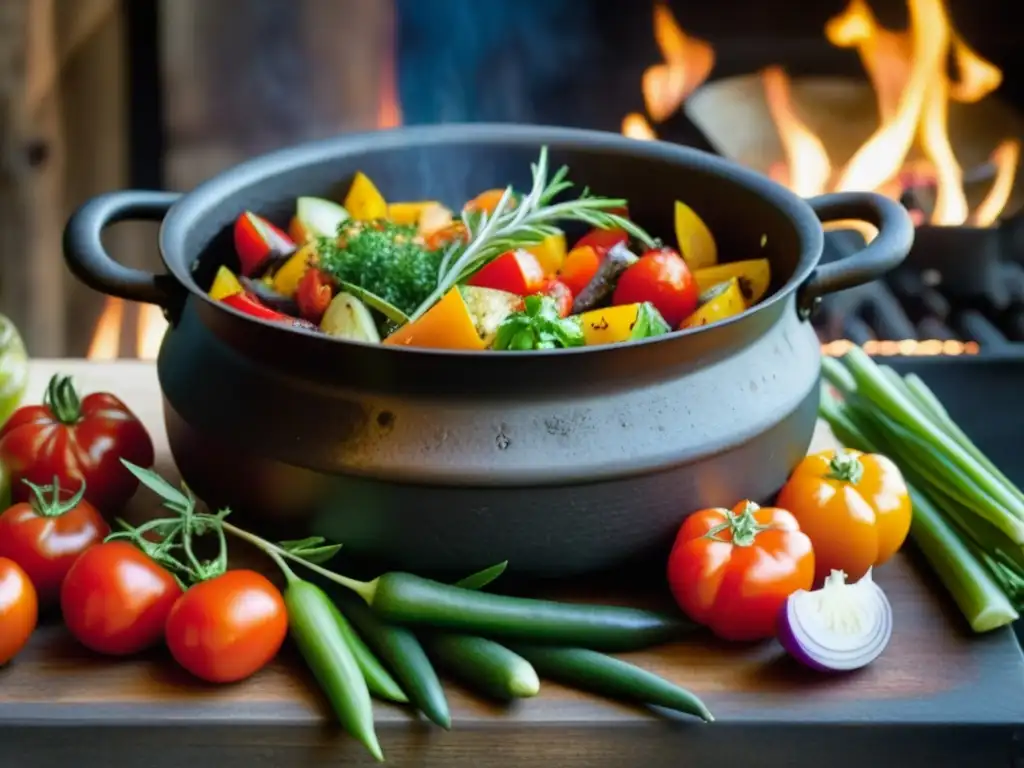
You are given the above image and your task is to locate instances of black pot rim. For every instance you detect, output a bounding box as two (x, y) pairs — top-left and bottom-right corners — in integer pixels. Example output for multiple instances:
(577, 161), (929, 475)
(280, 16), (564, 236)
(159, 123), (824, 358)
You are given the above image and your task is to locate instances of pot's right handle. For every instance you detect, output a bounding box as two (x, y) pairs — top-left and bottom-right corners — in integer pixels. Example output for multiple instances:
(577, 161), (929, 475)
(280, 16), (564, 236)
(63, 190), (184, 309)
(797, 192), (915, 318)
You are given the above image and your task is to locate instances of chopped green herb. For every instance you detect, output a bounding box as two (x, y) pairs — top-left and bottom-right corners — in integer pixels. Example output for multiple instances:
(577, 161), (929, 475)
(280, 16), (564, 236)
(493, 295), (585, 351)
(629, 302), (671, 341)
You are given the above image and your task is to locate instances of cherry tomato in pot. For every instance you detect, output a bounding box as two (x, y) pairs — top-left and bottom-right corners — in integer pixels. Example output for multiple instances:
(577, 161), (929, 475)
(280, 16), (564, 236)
(666, 500), (814, 642)
(613, 248), (700, 328)
(0, 557), (37, 665)
(538, 278), (574, 318)
(165, 570), (288, 683)
(777, 449), (911, 584)
(296, 267), (335, 324)
(0, 375), (155, 513)
(61, 541), (182, 656)
(0, 479), (109, 605)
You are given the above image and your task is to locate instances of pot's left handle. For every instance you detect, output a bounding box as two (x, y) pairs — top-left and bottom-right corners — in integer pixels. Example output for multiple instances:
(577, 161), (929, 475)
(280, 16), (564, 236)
(63, 190), (184, 312)
(798, 192), (915, 318)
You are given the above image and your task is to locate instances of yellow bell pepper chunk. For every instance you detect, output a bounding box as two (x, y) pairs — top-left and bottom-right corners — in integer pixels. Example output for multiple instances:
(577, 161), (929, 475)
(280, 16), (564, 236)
(693, 258), (771, 307)
(272, 242), (318, 298)
(209, 266), (243, 300)
(383, 287), (487, 351)
(675, 200), (717, 270)
(388, 201), (442, 225)
(578, 303), (642, 347)
(527, 231), (567, 275)
(681, 278), (746, 329)
(344, 172), (388, 221)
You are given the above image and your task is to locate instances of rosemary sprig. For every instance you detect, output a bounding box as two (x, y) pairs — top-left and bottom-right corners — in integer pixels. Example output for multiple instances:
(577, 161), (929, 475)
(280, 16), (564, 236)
(408, 147), (657, 322)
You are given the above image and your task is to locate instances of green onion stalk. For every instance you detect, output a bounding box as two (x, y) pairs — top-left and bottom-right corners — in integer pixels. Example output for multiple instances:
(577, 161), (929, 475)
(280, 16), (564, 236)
(819, 347), (1021, 633)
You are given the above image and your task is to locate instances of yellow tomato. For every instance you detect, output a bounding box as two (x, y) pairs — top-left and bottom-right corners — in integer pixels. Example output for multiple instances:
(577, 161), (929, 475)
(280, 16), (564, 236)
(777, 449), (912, 583)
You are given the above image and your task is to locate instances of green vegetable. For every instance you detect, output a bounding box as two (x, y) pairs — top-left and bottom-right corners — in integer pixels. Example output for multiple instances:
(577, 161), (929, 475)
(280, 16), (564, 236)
(319, 292), (381, 342)
(629, 302), (671, 341)
(361, 572), (693, 652)
(819, 348), (1023, 632)
(331, 604), (408, 703)
(282, 579), (383, 762)
(0, 313), (28, 428)
(333, 590), (451, 729)
(318, 221), (443, 316)
(509, 644), (713, 722)
(454, 560), (509, 590)
(493, 295), (584, 351)
(426, 633), (540, 701)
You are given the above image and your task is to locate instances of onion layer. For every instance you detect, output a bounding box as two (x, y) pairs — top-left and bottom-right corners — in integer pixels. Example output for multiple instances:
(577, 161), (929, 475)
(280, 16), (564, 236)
(777, 569), (892, 672)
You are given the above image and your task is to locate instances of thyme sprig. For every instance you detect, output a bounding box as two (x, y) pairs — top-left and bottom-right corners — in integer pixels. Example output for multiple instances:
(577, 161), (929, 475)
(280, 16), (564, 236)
(408, 147), (657, 322)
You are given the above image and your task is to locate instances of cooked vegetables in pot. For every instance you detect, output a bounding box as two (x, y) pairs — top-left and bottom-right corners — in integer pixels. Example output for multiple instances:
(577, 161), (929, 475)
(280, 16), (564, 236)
(209, 147), (774, 350)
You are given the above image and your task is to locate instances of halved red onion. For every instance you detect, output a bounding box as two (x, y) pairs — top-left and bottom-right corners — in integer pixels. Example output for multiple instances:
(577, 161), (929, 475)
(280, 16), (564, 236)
(777, 569), (892, 672)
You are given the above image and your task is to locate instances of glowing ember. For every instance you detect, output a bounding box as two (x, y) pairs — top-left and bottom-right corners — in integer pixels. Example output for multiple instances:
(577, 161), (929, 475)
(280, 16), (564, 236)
(136, 304), (169, 361)
(821, 339), (979, 356)
(622, 113), (658, 141)
(86, 298), (124, 360)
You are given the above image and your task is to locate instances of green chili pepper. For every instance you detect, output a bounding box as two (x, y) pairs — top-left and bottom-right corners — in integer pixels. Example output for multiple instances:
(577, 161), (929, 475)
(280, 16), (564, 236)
(334, 591), (451, 729)
(333, 606), (408, 703)
(509, 644), (713, 722)
(285, 580), (383, 761)
(426, 633), (539, 701)
(364, 572), (693, 652)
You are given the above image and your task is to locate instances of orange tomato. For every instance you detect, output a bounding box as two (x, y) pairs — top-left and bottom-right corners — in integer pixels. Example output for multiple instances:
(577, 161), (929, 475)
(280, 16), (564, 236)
(777, 449), (911, 584)
(0, 557), (37, 665)
(666, 500), (814, 641)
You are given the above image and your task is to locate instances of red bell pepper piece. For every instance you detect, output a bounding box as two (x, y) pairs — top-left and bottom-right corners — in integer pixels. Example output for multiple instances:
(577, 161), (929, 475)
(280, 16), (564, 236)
(467, 250), (546, 296)
(296, 268), (334, 324)
(220, 292), (291, 322)
(233, 211), (296, 277)
(537, 278), (574, 318)
(574, 228), (629, 256)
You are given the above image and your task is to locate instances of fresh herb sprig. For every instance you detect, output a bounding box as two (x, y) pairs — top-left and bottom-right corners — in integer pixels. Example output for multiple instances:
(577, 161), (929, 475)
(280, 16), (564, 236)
(410, 147), (656, 322)
(493, 295), (584, 351)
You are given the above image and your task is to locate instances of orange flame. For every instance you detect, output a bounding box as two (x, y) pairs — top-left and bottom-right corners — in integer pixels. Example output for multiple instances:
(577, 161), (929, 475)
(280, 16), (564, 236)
(136, 304), (169, 361)
(761, 66), (831, 198)
(821, 339), (979, 356)
(640, 3), (714, 123)
(376, 1), (403, 129)
(86, 298), (124, 360)
(622, 113), (658, 141)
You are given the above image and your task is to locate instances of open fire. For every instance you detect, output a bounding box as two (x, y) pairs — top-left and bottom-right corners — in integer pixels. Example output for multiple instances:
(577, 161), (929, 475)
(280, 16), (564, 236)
(622, 0), (1017, 356)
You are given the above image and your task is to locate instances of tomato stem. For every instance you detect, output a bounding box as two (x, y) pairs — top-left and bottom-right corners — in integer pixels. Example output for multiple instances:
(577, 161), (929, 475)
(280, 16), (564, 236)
(23, 476), (86, 518)
(43, 374), (82, 425)
(703, 501), (773, 547)
(826, 450), (864, 484)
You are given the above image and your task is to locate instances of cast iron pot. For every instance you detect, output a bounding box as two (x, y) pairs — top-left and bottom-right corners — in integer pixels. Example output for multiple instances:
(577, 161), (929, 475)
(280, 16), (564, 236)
(64, 124), (913, 579)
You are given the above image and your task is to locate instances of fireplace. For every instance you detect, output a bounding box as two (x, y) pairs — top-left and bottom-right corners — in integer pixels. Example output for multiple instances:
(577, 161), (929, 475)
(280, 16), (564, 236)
(22, 0), (1022, 358)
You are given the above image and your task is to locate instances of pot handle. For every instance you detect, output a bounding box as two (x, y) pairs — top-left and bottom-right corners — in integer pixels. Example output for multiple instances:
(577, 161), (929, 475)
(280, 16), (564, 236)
(797, 192), (915, 318)
(63, 190), (183, 308)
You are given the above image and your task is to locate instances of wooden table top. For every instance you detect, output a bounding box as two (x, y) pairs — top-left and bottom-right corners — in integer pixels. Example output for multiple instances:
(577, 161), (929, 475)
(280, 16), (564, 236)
(2, 360), (1024, 768)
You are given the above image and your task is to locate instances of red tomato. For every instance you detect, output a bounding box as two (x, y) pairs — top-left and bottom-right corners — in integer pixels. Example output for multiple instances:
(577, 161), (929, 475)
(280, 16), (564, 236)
(468, 251), (546, 296)
(0, 375), (155, 513)
(296, 268), (334, 324)
(558, 245), (601, 297)
(165, 570), (288, 683)
(574, 228), (628, 255)
(233, 212), (295, 277)
(0, 480), (109, 605)
(61, 541), (182, 656)
(612, 248), (700, 327)
(0, 557), (37, 665)
(666, 500), (814, 642)
(538, 278), (574, 318)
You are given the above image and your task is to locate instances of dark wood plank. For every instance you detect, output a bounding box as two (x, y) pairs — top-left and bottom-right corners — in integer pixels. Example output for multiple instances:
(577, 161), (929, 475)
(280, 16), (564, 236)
(2, 361), (1023, 767)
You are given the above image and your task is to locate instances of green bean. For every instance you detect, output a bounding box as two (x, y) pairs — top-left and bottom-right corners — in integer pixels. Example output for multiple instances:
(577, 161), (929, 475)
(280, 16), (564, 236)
(284, 580), (383, 762)
(426, 633), (539, 701)
(334, 591), (451, 729)
(365, 572), (692, 652)
(509, 644), (713, 722)
(333, 606), (408, 703)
